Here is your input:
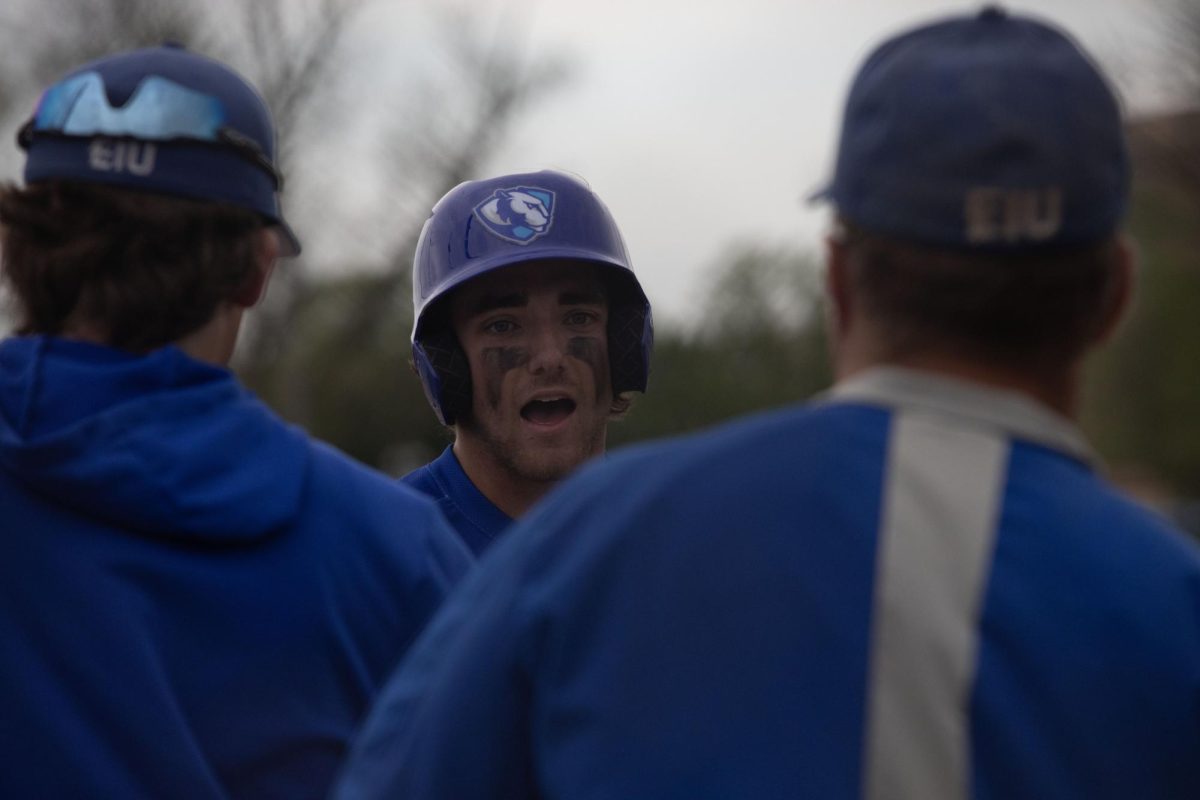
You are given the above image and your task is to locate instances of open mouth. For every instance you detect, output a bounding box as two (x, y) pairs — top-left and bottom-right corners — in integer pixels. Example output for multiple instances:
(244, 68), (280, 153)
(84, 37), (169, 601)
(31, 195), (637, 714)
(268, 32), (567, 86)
(520, 397), (577, 426)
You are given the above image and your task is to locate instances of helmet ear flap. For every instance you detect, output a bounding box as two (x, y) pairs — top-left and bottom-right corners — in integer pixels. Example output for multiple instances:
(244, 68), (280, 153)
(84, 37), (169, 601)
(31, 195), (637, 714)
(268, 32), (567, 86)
(416, 328), (473, 426)
(605, 272), (653, 395)
(608, 302), (649, 395)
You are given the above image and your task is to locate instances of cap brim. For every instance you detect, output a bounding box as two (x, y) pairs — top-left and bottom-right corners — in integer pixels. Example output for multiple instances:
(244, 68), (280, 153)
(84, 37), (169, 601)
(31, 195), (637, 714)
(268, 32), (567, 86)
(804, 182), (833, 205)
(273, 220), (302, 257)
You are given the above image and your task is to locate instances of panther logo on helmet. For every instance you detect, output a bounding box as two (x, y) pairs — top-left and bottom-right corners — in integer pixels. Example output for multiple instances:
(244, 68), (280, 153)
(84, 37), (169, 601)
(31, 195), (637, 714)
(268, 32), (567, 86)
(473, 187), (555, 245)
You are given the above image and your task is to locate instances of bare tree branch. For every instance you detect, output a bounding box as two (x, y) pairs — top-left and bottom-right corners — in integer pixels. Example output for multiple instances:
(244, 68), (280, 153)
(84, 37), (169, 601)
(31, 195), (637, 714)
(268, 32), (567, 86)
(227, 0), (373, 399)
(1133, 0), (1200, 206)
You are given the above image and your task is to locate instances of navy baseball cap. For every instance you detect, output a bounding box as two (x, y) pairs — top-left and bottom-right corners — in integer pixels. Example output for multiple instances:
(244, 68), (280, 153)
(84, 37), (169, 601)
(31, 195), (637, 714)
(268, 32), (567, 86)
(18, 44), (300, 256)
(812, 7), (1129, 250)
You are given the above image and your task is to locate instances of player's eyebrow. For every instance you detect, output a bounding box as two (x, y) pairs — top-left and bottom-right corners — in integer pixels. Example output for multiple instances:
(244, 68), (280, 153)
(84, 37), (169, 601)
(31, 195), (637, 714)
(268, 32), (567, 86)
(558, 288), (606, 306)
(470, 292), (528, 315)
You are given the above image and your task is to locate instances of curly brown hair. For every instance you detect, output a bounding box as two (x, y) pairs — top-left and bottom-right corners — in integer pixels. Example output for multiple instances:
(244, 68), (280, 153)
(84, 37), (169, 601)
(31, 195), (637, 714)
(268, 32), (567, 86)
(0, 180), (263, 351)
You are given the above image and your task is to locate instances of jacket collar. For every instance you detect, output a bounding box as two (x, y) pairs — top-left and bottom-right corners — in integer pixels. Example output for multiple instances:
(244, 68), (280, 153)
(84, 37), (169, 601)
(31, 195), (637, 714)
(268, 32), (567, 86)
(825, 367), (1094, 467)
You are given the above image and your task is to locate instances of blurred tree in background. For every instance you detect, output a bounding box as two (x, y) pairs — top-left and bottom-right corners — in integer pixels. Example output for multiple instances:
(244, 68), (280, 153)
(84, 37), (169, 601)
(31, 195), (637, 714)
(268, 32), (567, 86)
(609, 245), (830, 449)
(1081, 0), (1200, 527)
(1085, 112), (1200, 493)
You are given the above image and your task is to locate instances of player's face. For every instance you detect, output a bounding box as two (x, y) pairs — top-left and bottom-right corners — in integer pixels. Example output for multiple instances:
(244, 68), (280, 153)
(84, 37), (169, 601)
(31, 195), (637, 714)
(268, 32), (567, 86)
(451, 259), (613, 485)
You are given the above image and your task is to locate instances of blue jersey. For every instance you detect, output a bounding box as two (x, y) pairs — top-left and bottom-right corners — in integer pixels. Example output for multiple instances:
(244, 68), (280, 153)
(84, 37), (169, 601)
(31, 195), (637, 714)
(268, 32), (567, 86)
(402, 445), (512, 557)
(337, 368), (1200, 799)
(0, 336), (472, 799)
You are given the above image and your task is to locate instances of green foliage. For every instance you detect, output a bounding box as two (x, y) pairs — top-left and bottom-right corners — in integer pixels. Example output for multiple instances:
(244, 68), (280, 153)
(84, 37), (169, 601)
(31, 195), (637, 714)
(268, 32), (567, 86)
(240, 271), (450, 475)
(612, 245), (831, 446)
(1083, 169), (1200, 495)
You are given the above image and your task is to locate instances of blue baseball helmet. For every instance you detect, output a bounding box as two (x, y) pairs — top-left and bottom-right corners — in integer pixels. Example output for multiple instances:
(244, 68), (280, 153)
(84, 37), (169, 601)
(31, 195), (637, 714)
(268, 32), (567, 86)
(18, 43), (300, 255)
(411, 170), (653, 425)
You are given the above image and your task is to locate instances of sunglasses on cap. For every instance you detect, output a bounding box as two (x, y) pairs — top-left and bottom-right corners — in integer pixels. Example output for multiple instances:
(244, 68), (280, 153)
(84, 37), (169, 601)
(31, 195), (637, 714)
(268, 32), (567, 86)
(17, 71), (282, 190)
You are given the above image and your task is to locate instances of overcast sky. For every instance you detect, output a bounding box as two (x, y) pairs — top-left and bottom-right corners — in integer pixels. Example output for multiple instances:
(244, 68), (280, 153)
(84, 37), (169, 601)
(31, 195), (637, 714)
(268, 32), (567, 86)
(323, 0), (1176, 325)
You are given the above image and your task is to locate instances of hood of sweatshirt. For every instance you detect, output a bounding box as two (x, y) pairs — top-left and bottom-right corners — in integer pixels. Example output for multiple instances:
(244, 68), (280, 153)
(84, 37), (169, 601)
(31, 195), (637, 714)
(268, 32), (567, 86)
(0, 336), (308, 541)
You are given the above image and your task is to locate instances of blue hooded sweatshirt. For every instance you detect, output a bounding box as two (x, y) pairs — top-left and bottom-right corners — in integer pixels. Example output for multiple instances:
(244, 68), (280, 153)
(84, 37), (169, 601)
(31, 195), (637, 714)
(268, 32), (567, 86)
(0, 336), (472, 799)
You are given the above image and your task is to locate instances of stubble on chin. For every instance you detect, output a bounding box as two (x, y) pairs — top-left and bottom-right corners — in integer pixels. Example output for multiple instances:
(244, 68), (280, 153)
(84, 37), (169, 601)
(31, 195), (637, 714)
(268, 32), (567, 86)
(462, 409), (609, 486)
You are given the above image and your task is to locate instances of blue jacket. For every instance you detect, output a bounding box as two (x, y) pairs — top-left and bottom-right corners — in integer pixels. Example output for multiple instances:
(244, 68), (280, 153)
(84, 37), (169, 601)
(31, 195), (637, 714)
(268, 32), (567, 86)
(402, 446), (512, 557)
(0, 336), (472, 799)
(337, 368), (1200, 799)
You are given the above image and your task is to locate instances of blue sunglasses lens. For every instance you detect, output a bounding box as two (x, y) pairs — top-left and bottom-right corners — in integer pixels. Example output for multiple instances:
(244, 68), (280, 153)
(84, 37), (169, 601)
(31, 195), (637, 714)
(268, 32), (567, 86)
(24, 71), (279, 188)
(34, 72), (226, 142)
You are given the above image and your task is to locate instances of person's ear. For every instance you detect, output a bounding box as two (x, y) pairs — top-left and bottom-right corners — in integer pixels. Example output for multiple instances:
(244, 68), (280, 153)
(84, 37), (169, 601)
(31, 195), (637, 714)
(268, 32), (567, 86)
(232, 227), (281, 308)
(824, 235), (853, 337)
(1094, 235), (1136, 345)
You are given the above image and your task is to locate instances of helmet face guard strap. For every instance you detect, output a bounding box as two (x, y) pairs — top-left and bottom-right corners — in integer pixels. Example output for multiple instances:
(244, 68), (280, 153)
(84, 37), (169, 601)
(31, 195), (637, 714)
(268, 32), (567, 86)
(410, 170), (653, 426)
